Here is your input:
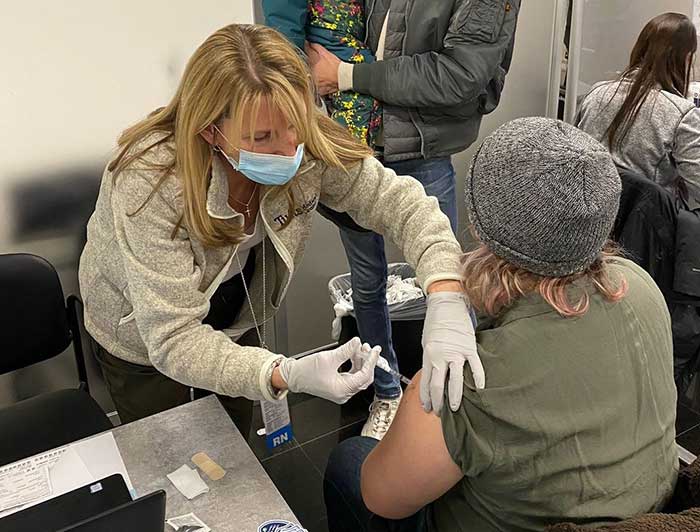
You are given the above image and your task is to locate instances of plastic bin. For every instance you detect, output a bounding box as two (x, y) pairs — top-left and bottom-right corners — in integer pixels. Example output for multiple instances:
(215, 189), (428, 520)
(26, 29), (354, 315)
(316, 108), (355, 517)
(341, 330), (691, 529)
(328, 263), (426, 379)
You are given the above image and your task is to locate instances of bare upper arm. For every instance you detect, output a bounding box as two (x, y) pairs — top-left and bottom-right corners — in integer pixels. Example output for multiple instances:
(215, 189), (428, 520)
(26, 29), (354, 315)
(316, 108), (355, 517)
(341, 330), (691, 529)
(360, 370), (463, 520)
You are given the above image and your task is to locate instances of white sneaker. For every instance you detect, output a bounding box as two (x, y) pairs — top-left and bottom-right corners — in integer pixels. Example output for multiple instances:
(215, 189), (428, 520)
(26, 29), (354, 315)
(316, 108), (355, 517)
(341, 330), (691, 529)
(361, 394), (402, 440)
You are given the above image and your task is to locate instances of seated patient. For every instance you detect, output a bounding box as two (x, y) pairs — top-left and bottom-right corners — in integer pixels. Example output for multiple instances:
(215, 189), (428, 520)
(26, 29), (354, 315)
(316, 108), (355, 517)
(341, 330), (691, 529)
(324, 117), (678, 532)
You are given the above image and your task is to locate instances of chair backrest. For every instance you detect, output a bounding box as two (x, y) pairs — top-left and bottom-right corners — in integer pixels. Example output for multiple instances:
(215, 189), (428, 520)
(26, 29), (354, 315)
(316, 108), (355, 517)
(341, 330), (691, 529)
(613, 169), (678, 241)
(612, 170), (678, 292)
(0, 253), (72, 375)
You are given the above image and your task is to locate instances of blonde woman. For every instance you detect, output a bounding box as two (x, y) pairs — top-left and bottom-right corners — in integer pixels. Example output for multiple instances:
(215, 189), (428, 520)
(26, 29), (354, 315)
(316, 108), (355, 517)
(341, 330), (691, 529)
(325, 118), (677, 531)
(78, 24), (482, 434)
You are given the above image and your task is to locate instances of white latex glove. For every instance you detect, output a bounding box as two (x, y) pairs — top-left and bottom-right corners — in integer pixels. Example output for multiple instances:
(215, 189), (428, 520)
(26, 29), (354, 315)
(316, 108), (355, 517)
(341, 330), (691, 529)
(278, 337), (380, 404)
(350, 342), (381, 374)
(421, 292), (485, 414)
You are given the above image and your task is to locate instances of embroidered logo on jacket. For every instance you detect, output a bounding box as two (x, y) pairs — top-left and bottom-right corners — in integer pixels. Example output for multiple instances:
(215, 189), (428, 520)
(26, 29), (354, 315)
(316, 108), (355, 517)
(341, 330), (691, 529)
(273, 195), (318, 226)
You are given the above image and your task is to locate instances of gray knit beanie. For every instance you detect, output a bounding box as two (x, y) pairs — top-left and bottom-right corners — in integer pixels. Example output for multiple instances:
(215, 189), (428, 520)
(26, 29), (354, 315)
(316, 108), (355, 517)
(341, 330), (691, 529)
(465, 117), (621, 277)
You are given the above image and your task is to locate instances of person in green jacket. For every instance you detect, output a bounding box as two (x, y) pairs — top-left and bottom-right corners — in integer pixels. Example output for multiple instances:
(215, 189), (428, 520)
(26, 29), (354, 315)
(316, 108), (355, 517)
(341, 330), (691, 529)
(324, 118), (678, 531)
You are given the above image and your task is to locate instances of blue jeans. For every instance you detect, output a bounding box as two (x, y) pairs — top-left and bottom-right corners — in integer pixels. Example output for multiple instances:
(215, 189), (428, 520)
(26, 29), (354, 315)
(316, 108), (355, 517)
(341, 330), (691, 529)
(336, 157), (457, 399)
(324, 436), (429, 532)
(385, 157), (457, 234)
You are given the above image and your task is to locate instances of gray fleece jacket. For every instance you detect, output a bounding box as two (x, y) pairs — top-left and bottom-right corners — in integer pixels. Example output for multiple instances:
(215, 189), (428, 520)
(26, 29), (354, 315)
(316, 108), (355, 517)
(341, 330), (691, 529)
(78, 133), (463, 401)
(577, 79), (700, 210)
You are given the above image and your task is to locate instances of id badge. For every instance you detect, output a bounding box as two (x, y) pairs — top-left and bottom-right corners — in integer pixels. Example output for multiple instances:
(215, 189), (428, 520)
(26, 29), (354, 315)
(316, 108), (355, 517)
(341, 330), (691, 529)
(261, 397), (293, 450)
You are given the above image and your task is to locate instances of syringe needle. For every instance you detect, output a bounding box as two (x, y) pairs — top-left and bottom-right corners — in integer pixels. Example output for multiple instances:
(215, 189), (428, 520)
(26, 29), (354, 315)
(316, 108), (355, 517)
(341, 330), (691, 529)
(361, 345), (413, 386)
(376, 355), (412, 385)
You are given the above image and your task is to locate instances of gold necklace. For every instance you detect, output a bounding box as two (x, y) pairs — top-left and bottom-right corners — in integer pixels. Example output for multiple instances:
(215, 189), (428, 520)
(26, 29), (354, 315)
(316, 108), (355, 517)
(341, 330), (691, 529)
(229, 185), (258, 217)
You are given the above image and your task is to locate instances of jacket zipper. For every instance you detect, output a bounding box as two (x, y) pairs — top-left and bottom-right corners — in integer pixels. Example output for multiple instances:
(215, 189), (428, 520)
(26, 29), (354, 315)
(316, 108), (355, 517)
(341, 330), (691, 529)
(401, 0), (426, 158)
(254, 160), (317, 306)
(366, 0), (377, 34)
(260, 189), (294, 306)
(205, 244), (240, 300)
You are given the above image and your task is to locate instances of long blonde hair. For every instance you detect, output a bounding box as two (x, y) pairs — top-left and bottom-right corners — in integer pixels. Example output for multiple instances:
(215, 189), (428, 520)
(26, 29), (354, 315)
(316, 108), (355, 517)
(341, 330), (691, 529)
(462, 242), (628, 318)
(109, 24), (372, 247)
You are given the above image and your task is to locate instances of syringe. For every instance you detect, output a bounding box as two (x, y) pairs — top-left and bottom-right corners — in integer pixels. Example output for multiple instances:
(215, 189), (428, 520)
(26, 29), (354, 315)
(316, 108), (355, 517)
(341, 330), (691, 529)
(376, 356), (412, 386)
(360, 342), (412, 385)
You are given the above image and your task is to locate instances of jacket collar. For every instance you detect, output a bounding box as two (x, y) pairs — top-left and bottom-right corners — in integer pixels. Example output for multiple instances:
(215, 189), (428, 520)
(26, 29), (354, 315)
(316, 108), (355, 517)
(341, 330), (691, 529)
(206, 156), (242, 221)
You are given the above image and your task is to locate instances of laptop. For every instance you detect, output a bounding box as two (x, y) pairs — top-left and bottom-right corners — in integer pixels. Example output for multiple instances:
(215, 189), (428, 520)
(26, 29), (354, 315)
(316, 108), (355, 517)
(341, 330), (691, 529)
(0, 474), (131, 532)
(56, 489), (166, 532)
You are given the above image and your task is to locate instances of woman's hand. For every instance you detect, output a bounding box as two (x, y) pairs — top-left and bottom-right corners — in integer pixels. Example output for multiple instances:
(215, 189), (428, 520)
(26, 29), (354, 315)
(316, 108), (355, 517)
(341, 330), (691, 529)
(305, 42), (341, 96)
(421, 285), (485, 414)
(277, 337), (380, 403)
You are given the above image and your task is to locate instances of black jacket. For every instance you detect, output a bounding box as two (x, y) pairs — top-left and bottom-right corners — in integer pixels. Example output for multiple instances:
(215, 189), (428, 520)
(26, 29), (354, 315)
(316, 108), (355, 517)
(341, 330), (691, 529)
(613, 171), (677, 295)
(613, 170), (700, 391)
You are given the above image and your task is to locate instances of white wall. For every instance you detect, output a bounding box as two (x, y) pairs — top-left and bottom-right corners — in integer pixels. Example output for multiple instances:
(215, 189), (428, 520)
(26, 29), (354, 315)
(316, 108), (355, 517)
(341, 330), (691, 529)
(1, 2), (255, 178)
(577, 0), (693, 87)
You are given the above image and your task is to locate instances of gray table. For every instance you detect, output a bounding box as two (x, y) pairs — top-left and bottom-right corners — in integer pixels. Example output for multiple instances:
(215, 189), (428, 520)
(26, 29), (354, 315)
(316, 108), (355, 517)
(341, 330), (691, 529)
(112, 395), (299, 531)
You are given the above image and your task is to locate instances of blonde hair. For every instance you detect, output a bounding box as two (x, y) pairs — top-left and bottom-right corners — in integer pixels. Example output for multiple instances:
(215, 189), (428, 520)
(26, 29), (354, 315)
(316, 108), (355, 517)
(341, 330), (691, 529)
(461, 242), (628, 318)
(108, 24), (372, 247)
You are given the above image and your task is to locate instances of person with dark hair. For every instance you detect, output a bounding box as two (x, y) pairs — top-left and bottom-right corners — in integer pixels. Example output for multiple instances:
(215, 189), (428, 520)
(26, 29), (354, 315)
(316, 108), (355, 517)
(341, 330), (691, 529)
(323, 117), (678, 532)
(577, 12), (700, 210)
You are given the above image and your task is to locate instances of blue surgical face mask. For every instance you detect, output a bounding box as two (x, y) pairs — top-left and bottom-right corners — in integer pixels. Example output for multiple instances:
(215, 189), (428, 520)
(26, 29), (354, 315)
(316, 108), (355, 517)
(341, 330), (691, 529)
(224, 144), (304, 186)
(213, 126), (304, 186)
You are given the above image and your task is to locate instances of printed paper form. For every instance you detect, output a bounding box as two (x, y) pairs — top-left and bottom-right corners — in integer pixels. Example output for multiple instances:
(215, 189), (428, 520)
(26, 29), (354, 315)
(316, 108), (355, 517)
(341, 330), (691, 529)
(0, 455), (53, 513)
(0, 432), (132, 518)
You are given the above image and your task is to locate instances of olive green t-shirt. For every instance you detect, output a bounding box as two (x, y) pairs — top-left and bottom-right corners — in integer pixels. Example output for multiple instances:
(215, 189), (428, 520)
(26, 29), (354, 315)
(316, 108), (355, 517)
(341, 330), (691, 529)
(433, 258), (678, 532)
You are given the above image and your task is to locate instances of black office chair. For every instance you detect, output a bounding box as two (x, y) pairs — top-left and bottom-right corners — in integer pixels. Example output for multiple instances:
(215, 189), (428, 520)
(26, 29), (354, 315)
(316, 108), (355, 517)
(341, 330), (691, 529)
(0, 253), (112, 467)
(613, 170), (700, 400)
